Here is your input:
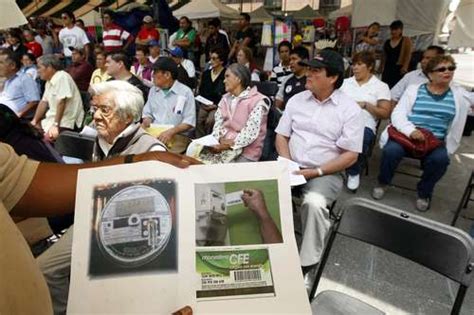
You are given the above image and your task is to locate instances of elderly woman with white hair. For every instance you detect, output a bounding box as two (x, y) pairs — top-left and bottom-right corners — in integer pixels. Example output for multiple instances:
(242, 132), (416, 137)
(190, 63), (269, 164)
(36, 80), (165, 315)
(89, 80), (166, 160)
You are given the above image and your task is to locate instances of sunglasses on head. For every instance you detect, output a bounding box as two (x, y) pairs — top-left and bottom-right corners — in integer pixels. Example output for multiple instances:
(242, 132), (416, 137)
(433, 66), (456, 73)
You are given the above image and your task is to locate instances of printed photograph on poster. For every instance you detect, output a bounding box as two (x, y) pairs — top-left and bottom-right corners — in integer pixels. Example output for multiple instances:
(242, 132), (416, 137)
(195, 180), (282, 246)
(196, 247), (275, 300)
(88, 179), (177, 277)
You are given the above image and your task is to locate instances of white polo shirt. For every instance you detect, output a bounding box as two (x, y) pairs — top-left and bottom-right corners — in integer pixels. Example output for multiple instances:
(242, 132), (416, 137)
(340, 75), (391, 133)
(275, 89), (364, 168)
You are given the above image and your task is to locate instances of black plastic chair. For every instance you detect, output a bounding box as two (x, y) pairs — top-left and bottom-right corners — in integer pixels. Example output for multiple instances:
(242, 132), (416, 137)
(309, 197), (474, 315)
(451, 170), (474, 226)
(250, 81), (279, 99)
(54, 131), (96, 162)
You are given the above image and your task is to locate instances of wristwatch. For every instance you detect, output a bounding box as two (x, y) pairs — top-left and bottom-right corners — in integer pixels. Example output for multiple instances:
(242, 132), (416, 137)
(53, 122), (59, 127)
(316, 167), (324, 177)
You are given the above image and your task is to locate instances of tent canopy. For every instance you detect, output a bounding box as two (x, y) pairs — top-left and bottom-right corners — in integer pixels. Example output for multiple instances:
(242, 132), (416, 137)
(328, 4), (352, 20)
(351, 0), (449, 36)
(448, 0), (474, 48)
(249, 6), (273, 24)
(291, 5), (322, 20)
(0, 0), (28, 29)
(173, 0), (240, 20)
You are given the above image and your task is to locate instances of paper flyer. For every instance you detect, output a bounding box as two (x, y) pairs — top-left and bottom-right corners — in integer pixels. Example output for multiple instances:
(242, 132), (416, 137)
(68, 161), (311, 314)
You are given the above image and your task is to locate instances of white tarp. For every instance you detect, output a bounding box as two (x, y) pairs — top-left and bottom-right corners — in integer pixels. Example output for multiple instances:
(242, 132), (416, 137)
(448, 0), (474, 48)
(0, 0), (28, 29)
(351, 0), (449, 36)
(173, 0), (240, 20)
(351, 0), (397, 28)
(397, 0), (450, 36)
(328, 5), (352, 20)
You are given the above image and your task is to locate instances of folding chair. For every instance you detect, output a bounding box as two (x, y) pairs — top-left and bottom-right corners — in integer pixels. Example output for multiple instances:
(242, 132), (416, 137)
(451, 170), (474, 226)
(249, 81), (281, 162)
(54, 131), (96, 162)
(309, 197), (474, 315)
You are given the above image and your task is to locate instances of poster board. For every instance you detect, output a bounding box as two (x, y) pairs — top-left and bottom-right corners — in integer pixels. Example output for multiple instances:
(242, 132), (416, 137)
(68, 161), (310, 314)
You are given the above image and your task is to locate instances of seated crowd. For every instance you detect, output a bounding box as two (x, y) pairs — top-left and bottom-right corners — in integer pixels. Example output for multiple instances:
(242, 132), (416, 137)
(1, 10), (473, 314)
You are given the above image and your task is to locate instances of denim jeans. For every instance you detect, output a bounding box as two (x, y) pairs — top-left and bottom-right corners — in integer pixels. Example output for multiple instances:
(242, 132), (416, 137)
(378, 140), (450, 198)
(347, 127), (375, 176)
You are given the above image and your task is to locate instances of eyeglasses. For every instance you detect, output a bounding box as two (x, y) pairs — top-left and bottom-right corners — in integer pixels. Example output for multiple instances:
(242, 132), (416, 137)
(210, 56), (220, 61)
(432, 66), (456, 73)
(91, 104), (115, 117)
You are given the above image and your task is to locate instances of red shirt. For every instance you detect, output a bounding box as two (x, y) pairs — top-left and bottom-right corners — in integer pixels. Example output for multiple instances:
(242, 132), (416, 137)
(103, 23), (132, 52)
(25, 41), (43, 58)
(137, 27), (160, 41)
(67, 61), (94, 92)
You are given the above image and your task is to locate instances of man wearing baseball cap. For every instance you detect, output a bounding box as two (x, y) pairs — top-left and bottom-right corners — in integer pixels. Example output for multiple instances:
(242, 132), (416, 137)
(136, 15), (160, 47)
(148, 39), (162, 64)
(166, 47), (196, 89)
(142, 57), (196, 146)
(275, 49), (365, 293)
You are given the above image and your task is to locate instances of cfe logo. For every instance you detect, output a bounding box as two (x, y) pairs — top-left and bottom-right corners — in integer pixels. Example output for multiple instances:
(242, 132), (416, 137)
(229, 253), (250, 265)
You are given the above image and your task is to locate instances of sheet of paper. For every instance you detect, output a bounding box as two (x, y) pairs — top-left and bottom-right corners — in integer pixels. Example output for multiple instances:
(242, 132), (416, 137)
(195, 95), (214, 106)
(80, 125), (97, 138)
(194, 134), (219, 146)
(277, 156), (307, 186)
(146, 124), (174, 137)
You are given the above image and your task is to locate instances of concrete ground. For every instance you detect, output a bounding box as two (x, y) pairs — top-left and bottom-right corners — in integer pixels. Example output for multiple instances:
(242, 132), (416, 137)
(313, 132), (474, 314)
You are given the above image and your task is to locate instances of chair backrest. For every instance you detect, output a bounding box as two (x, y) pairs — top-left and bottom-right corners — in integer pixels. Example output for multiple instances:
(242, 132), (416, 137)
(336, 198), (474, 286)
(55, 131), (96, 161)
(310, 197), (474, 313)
(250, 81), (279, 99)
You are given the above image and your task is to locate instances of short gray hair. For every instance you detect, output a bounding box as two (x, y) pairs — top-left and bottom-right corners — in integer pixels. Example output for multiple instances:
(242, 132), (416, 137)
(37, 54), (63, 71)
(227, 63), (251, 89)
(89, 80), (144, 122)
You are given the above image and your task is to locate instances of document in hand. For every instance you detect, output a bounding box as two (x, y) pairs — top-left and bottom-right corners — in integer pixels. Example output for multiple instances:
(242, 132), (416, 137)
(68, 161), (310, 314)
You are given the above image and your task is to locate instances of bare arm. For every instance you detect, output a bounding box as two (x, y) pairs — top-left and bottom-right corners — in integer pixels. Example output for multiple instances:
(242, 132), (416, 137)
(174, 38), (191, 49)
(360, 99), (392, 120)
(84, 43), (90, 62)
(241, 189), (282, 244)
(275, 99), (284, 111)
(296, 151), (358, 180)
(18, 101), (39, 118)
(157, 123), (193, 145)
(12, 152), (199, 217)
(31, 100), (48, 126)
(123, 35), (134, 51)
(54, 98), (67, 125)
(275, 134), (292, 159)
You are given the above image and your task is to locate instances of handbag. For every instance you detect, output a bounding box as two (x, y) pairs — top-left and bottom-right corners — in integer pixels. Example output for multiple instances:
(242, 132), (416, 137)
(387, 125), (443, 158)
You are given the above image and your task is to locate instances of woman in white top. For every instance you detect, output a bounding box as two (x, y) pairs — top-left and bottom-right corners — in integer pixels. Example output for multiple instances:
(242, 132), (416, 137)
(237, 46), (260, 82)
(21, 53), (38, 81)
(340, 51), (391, 191)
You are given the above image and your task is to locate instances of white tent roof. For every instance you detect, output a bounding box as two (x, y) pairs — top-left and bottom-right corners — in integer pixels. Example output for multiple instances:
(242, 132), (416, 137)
(351, 0), (397, 28)
(351, 0), (449, 36)
(448, 0), (474, 48)
(328, 5), (352, 20)
(0, 0), (28, 30)
(173, 0), (240, 20)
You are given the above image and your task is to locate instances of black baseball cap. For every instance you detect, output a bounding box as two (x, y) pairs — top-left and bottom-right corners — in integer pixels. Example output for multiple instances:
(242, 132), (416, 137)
(299, 49), (344, 74)
(152, 57), (178, 78)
